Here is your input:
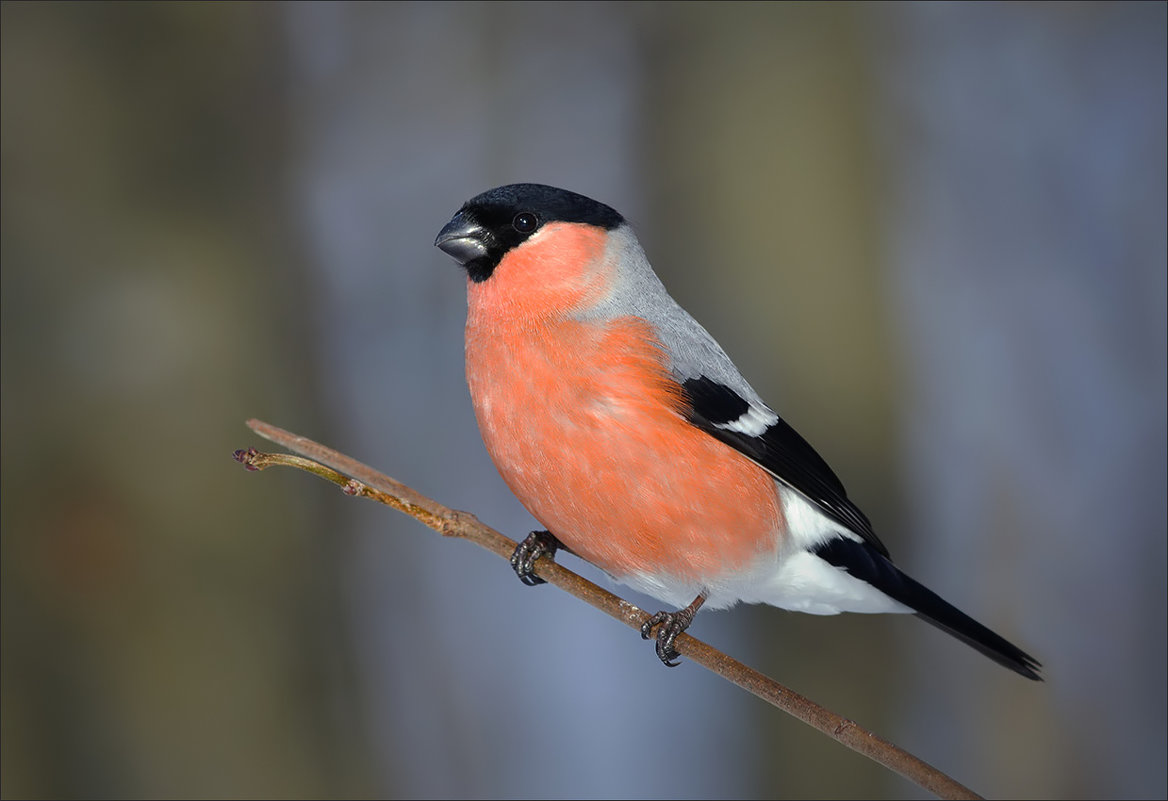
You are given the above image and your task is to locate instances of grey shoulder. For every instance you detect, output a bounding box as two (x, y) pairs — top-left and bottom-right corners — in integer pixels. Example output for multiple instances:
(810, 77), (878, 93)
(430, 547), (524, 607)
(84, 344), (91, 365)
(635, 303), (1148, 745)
(588, 225), (769, 409)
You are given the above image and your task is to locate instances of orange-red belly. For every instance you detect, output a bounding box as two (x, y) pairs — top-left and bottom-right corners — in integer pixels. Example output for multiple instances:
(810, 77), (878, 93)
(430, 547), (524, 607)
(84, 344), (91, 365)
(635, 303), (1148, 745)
(465, 312), (783, 585)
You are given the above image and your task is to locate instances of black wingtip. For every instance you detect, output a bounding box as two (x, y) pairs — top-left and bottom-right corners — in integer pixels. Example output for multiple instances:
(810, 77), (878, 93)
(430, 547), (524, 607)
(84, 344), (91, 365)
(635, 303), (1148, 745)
(814, 537), (1043, 680)
(913, 613), (1043, 681)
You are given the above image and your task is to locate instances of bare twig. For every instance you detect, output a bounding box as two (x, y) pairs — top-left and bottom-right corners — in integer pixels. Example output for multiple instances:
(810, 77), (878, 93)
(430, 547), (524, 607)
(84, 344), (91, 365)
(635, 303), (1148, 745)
(235, 418), (981, 800)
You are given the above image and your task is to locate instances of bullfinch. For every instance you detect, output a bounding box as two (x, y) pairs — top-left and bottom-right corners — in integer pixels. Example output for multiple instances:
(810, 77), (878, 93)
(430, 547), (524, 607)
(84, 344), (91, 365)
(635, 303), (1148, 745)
(434, 183), (1041, 679)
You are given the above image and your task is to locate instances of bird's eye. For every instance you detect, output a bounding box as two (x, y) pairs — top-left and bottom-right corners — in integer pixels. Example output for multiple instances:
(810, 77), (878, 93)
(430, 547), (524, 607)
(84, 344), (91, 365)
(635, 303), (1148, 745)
(512, 212), (538, 234)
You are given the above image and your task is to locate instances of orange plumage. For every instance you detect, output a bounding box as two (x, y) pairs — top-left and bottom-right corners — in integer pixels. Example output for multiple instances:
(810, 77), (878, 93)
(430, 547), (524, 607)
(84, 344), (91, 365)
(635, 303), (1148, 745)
(466, 258), (784, 582)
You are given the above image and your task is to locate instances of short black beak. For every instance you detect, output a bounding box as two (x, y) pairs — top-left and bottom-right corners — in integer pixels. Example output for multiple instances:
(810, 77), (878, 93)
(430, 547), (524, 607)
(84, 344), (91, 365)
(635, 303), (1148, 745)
(434, 211), (489, 266)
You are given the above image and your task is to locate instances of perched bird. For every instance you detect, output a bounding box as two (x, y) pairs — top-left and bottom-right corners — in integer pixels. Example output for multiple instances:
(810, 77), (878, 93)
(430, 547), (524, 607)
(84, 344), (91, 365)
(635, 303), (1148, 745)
(434, 183), (1041, 679)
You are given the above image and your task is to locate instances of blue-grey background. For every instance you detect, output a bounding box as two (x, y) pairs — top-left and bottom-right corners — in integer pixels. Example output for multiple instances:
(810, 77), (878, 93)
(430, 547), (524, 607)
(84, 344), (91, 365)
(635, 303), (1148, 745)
(3, 3), (1164, 798)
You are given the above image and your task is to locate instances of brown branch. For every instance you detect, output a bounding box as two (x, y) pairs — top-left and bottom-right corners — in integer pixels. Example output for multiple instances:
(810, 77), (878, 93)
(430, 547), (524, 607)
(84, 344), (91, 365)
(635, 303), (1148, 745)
(235, 418), (981, 801)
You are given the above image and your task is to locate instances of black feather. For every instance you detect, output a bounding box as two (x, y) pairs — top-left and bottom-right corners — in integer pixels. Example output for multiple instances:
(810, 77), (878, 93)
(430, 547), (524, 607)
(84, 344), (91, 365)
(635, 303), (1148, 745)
(814, 537), (1043, 680)
(680, 376), (889, 557)
(446, 184), (624, 282)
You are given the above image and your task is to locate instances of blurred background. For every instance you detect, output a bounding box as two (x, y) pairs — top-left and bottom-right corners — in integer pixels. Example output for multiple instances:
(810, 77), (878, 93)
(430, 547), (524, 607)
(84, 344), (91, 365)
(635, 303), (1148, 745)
(2, 2), (1165, 798)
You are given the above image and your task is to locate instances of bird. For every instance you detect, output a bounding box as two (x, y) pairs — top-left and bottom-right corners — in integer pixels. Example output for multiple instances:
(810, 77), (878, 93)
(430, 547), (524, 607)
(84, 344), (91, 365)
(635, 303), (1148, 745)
(434, 183), (1041, 679)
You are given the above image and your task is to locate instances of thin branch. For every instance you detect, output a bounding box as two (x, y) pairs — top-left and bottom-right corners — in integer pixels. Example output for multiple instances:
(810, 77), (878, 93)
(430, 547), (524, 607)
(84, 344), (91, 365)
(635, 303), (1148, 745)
(235, 418), (981, 801)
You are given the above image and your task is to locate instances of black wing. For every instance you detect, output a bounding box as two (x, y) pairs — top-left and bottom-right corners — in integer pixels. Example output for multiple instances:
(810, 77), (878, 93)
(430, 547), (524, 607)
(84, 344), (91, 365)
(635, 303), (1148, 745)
(680, 376), (890, 558)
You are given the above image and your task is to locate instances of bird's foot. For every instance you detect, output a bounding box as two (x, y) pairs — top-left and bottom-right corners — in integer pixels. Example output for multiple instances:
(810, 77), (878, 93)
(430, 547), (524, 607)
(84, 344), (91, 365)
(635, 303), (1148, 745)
(640, 594), (707, 667)
(510, 530), (562, 586)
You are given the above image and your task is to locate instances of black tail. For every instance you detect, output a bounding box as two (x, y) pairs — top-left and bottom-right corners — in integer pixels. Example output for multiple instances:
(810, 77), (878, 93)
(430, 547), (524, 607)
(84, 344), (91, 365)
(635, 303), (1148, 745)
(813, 537), (1043, 681)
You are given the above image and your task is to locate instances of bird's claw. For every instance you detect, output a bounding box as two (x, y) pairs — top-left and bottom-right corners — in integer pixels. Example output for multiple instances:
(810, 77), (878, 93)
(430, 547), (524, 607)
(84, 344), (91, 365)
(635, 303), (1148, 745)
(640, 594), (706, 667)
(510, 530), (561, 586)
(641, 611), (688, 666)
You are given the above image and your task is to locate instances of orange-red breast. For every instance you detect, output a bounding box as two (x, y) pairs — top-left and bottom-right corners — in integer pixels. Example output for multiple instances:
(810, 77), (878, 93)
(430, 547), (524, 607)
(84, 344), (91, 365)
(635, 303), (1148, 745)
(435, 183), (1040, 678)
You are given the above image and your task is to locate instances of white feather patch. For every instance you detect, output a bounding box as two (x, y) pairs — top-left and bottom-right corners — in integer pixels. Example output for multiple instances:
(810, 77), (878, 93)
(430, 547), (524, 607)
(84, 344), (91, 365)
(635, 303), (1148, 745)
(713, 403), (779, 437)
(620, 485), (911, 615)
